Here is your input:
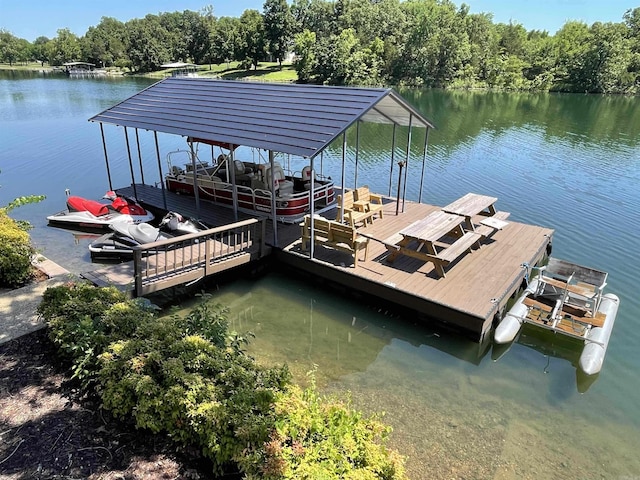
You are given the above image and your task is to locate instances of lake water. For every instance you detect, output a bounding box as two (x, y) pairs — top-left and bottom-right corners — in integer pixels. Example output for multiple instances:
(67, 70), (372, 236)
(1, 71), (639, 479)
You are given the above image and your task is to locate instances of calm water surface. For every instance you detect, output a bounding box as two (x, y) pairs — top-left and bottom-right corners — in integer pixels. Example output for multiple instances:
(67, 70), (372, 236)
(1, 72), (639, 479)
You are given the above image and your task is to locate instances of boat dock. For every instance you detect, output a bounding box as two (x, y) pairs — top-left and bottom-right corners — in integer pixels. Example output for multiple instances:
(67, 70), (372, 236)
(82, 79), (554, 340)
(83, 184), (553, 340)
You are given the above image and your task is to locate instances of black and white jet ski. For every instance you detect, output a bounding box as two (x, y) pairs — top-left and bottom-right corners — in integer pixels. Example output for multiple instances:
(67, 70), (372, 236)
(47, 191), (154, 232)
(88, 211), (209, 261)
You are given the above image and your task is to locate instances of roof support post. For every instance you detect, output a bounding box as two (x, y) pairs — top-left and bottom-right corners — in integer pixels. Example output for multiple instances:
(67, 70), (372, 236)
(388, 123), (396, 197)
(123, 127), (138, 200)
(269, 150), (278, 247)
(135, 128), (145, 185)
(153, 131), (167, 210)
(340, 131), (347, 224)
(354, 120), (360, 190)
(188, 139), (201, 216)
(99, 123), (113, 191)
(402, 114), (413, 213)
(309, 154), (316, 259)
(229, 144), (238, 221)
(418, 127), (430, 204)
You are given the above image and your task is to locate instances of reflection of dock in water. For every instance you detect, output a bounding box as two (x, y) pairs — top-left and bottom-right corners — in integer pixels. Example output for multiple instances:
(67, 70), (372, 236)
(492, 326), (599, 393)
(220, 273), (495, 386)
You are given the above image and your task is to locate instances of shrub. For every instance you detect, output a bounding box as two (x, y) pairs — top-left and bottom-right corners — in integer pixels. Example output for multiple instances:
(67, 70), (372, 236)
(238, 380), (407, 480)
(98, 302), (291, 472)
(38, 281), (149, 387)
(0, 208), (35, 287)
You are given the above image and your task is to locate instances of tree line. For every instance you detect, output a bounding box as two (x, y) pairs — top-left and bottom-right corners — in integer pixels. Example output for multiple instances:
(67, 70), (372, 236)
(1, 0), (639, 94)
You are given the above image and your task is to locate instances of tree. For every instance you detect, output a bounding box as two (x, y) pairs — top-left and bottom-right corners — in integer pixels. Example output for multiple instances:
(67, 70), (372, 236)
(82, 17), (128, 67)
(623, 7), (640, 92)
(14, 38), (30, 64)
(47, 28), (81, 65)
(336, 0), (406, 77)
(554, 21), (591, 90)
(522, 30), (556, 90)
(31, 36), (50, 66)
(496, 21), (528, 57)
(293, 29), (317, 82)
(291, 0), (337, 38)
(0, 29), (19, 66)
(582, 22), (632, 93)
(314, 28), (384, 86)
(180, 10), (211, 64)
(396, 0), (471, 87)
(200, 5), (218, 68)
(263, 0), (293, 66)
(238, 9), (266, 70)
(210, 16), (241, 67)
(126, 16), (171, 72)
(463, 12), (498, 84)
(157, 12), (187, 61)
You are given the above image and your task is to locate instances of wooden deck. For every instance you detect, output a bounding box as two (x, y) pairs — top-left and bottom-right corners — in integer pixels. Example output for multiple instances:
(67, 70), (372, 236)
(280, 199), (553, 339)
(85, 184), (553, 340)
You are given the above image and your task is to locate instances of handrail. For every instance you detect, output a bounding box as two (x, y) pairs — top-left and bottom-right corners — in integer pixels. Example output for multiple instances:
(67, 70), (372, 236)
(132, 218), (266, 297)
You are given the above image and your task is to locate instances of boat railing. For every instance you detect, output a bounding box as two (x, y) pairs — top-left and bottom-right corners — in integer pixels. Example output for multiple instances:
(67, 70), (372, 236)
(132, 218), (267, 297)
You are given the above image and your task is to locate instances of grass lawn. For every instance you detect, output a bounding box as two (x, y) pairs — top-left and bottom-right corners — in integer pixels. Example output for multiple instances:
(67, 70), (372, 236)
(1, 61), (299, 83)
(0, 62), (52, 70)
(147, 61), (298, 82)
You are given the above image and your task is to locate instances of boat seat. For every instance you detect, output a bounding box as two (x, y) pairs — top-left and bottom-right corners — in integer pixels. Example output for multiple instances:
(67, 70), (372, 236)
(66, 196), (109, 216)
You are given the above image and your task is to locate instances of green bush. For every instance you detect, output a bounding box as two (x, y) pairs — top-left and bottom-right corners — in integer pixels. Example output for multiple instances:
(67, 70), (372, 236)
(0, 208), (35, 287)
(99, 303), (291, 472)
(40, 285), (407, 479)
(37, 282), (148, 387)
(238, 381), (407, 480)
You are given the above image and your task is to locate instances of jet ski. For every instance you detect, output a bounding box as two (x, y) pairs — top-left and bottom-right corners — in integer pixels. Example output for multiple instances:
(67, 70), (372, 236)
(47, 191), (154, 232)
(88, 211), (209, 261)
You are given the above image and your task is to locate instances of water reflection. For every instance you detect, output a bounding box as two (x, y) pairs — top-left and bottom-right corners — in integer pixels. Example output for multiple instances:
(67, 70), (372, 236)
(491, 327), (599, 394)
(176, 270), (599, 395)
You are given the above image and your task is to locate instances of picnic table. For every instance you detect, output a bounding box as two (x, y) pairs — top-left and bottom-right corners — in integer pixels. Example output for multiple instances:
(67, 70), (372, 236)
(442, 192), (497, 231)
(384, 210), (482, 277)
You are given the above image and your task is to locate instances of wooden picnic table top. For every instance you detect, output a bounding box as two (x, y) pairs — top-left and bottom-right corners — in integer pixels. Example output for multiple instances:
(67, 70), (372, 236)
(442, 192), (497, 218)
(400, 210), (465, 243)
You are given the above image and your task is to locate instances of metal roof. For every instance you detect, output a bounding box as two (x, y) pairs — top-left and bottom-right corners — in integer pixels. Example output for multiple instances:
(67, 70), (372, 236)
(89, 78), (435, 158)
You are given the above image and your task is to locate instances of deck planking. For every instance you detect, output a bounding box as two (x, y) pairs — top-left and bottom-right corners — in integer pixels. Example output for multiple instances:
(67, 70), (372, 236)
(104, 184), (553, 339)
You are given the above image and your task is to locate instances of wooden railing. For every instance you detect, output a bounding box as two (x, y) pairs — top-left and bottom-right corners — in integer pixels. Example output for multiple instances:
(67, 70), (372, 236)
(132, 218), (266, 297)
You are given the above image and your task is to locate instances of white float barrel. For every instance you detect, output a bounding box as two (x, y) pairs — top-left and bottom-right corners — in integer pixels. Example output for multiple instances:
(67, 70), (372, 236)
(494, 279), (539, 344)
(494, 303), (526, 344)
(579, 294), (620, 376)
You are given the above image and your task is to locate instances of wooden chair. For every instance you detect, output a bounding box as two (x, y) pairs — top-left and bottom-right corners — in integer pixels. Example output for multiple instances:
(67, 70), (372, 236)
(335, 190), (375, 228)
(354, 186), (384, 220)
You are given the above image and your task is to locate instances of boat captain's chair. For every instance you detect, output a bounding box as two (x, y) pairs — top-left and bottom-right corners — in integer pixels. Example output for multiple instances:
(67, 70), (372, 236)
(302, 165), (315, 190)
(270, 164), (294, 196)
(234, 159), (253, 175)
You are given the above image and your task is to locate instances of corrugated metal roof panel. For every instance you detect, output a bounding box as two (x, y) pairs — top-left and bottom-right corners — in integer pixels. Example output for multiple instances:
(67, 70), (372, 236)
(90, 78), (435, 158)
